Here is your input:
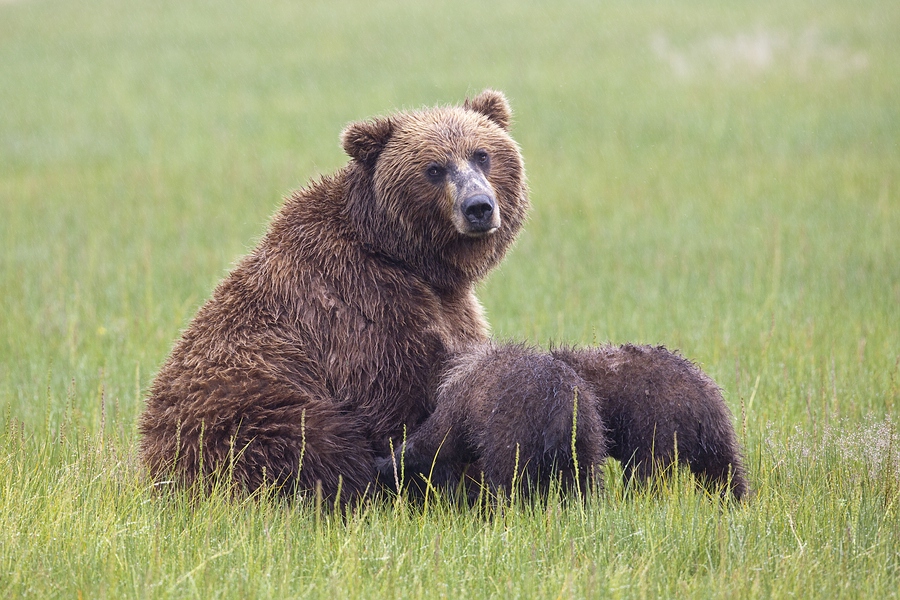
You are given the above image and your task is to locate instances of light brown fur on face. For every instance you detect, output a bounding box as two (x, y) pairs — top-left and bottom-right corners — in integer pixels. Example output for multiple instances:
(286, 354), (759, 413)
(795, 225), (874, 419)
(358, 103), (528, 292)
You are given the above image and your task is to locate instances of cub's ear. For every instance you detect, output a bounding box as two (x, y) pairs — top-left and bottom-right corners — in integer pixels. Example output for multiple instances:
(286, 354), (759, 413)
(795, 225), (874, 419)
(465, 89), (512, 131)
(341, 117), (394, 165)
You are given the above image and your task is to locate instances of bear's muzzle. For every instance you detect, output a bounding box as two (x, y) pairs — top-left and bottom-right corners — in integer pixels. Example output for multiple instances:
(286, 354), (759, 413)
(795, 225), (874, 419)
(450, 165), (501, 237)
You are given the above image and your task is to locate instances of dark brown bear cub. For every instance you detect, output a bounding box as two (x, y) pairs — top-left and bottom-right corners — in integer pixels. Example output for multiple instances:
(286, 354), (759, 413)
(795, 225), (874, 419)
(554, 345), (748, 499)
(377, 343), (608, 499)
(138, 90), (530, 501)
(380, 343), (746, 501)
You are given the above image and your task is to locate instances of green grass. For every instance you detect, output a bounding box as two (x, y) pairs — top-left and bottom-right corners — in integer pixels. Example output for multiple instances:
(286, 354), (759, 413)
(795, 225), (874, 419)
(1, 0), (899, 597)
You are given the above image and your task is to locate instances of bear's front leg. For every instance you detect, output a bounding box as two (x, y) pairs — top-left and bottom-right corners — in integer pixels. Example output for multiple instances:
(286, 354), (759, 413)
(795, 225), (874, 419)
(375, 401), (471, 495)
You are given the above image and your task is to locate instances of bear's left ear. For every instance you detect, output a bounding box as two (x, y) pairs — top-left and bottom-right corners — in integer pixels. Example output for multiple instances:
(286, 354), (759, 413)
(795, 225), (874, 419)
(465, 89), (512, 131)
(341, 117), (394, 166)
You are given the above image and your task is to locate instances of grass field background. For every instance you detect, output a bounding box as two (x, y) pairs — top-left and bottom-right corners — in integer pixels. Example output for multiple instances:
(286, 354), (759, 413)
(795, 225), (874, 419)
(1, 0), (898, 597)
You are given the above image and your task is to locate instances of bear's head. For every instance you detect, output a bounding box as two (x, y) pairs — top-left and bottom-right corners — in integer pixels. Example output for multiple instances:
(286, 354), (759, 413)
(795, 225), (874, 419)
(341, 90), (529, 293)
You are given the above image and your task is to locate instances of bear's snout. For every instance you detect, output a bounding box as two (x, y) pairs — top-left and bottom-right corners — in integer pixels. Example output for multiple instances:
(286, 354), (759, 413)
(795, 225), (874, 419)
(462, 194), (497, 231)
(455, 191), (500, 236)
(448, 162), (502, 237)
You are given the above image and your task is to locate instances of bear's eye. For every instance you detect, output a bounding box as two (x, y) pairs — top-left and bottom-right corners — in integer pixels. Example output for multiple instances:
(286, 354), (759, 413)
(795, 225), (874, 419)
(425, 164), (445, 181)
(473, 150), (490, 168)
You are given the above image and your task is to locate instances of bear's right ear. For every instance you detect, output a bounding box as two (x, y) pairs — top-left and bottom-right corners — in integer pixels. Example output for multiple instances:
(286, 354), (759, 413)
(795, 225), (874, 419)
(341, 117), (394, 166)
(465, 89), (512, 131)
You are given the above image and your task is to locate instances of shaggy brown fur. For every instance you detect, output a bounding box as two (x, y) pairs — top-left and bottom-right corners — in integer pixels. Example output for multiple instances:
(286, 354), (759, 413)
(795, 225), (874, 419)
(553, 345), (748, 499)
(138, 90), (529, 501)
(377, 343), (608, 498)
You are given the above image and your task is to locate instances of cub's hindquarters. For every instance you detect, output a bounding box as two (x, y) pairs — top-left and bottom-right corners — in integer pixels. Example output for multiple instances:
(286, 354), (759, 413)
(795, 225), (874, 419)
(553, 344), (748, 500)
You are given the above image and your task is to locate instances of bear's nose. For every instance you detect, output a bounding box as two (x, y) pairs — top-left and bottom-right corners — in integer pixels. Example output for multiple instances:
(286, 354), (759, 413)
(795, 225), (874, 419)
(462, 194), (495, 227)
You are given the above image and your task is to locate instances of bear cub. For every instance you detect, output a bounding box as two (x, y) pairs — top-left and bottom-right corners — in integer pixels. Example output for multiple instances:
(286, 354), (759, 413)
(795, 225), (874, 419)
(381, 343), (747, 500)
(377, 343), (607, 498)
(555, 344), (747, 499)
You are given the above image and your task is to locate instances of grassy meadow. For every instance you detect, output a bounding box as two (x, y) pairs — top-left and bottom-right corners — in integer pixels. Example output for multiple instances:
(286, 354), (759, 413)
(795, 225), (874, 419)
(1, 0), (899, 597)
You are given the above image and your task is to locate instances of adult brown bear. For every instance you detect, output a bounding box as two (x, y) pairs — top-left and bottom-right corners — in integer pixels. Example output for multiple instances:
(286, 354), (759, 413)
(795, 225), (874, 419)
(139, 91), (747, 503)
(139, 90), (529, 502)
